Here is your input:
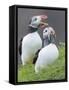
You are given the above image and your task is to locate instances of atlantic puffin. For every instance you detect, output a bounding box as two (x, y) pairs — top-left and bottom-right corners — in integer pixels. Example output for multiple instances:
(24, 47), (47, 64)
(19, 15), (48, 65)
(35, 26), (59, 73)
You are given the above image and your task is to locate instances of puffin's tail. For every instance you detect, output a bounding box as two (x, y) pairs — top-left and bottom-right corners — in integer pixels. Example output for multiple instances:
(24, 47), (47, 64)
(19, 38), (23, 56)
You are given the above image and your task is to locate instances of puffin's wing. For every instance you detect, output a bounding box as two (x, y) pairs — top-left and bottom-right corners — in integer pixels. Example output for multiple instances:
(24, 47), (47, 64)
(19, 38), (23, 55)
(33, 49), (41, 64)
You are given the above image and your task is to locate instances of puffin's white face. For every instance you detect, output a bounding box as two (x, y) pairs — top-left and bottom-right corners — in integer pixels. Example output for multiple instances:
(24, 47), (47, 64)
(43, 27), (56, 41)
(29, 16), (41, 28)
(29, 15), (48, 29)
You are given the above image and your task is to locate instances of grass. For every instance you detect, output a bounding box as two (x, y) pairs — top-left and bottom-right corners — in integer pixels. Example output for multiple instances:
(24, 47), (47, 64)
(18, 44), (65, 82)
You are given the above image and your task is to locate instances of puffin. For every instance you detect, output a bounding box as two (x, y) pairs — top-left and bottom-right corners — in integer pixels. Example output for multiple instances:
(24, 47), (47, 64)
(35, 26), (59, 73)
(19, 15), (48, 65)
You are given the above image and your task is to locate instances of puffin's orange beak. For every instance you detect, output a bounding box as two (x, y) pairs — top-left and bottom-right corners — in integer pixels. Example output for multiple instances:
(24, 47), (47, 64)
(40, 15), (48, 20)
(51, 30), (56, 38)
(39, 15), (48, 29)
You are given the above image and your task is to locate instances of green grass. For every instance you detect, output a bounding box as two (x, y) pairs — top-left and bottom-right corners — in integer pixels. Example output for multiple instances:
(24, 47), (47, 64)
(18, 44), (65, 82)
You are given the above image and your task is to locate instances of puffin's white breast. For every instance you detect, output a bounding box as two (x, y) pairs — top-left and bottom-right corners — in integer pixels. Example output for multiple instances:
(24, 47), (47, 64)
(21, 32), (42, 64)
(22, 32), (42, 53)
(35, 43), (59, 73)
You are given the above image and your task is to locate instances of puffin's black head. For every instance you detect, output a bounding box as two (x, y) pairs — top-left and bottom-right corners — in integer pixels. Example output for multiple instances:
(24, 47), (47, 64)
(28, 15), (48, 30)
(43, 26), (56, 46)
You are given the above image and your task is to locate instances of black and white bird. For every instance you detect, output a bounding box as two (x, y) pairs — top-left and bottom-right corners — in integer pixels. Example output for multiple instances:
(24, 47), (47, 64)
(19, 15), (48, 65)
(35, 26), (59, 73)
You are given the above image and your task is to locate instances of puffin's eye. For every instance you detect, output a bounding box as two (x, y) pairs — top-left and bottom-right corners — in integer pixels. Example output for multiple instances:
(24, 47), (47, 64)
(45, 30), (47, 32)
(33, 18), (37, 21)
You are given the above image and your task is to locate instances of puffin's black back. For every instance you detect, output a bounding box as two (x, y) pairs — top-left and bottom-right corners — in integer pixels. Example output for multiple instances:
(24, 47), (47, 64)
(19, 38), (23, 56)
